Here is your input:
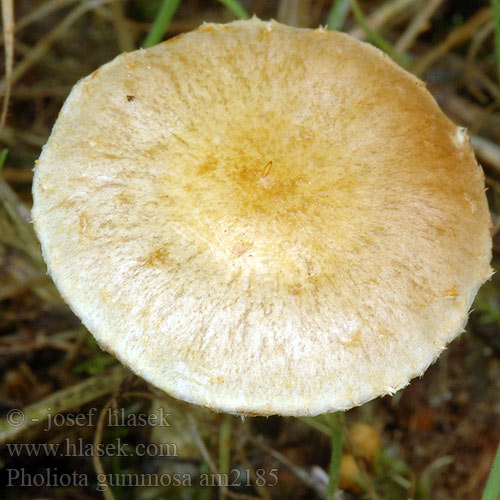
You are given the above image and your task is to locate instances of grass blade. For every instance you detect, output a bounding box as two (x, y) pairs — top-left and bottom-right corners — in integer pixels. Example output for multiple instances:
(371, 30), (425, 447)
(0, 366), (128, 443)
(327, 0), (350, 31)
(327, 413), (344, 499)
(481, 437), (500, 500)
(493, 0), (500, 82)
(349, 0), (410, 68)
(218, 414), (232, 479)
(143, 0), (181, 48)
(0, 148), (8, 171)
(218, 0), (249, 20)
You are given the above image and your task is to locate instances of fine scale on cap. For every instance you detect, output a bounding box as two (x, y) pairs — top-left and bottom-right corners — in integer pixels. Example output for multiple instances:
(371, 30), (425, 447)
(33, 18), (492, 417)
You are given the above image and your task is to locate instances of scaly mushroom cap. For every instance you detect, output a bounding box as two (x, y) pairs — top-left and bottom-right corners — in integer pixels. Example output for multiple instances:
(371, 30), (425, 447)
(32, 18), (492, 416)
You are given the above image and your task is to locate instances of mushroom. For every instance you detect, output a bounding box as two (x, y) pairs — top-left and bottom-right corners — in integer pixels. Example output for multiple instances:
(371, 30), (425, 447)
(32, 18), (492, 416)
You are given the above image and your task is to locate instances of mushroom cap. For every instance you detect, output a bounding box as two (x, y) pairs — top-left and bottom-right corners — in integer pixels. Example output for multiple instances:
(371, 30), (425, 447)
(32, 18), (492, 416)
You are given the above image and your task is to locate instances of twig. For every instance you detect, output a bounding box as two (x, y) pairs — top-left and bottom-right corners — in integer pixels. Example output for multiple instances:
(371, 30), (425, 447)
(412, 8), (493, 76)
(55, 328), (89, 376)
(436, 52), (500, 104)
(486, 175), (500, 193)
(465, 20), (496, 104)
(433, 88), (500, 134)
(0, 365), (128, 443)
(14, 0), (78, 34)
(188, 413), (221, 474)
(419, 455), (454, 494)
(0, 273), (51, 301)
(188, 414), (230, 496)
(11, 84), (71, 99)
(93, 398), (118, 500)
(120, 391), (156, 401)
(471, 135), (500, 174)
(0, 0), (117, 93)
(110, 1), (134, 52)
(348, 0), (415, 40)
(0, 124), (48, 147)
(0, 335), (75, 355)
(1, 167), (33, 183)
(395, 0), (444, 52)
(0, 0), (14, 134)
(349, 0), (410, 68)
(0, 177), (43, 266)
(235, 437), (272, 500)
(0, 176), (62, 303)
(245, 432), (328, 499)
(188, 417), (259, 500)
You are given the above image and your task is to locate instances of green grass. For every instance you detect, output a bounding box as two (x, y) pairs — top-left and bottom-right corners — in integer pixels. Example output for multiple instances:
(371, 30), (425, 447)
(481, 438), (500, 500)
(143, 0), (182, 48)
(493, 0), (500, 83)
(143, 0), (248, 48)
(326, 413), (344, 499)
(349, 0), (410, 68)
(218, 414), (232, 478)
(0, 148), (8, 172)
(218, 0), (249, 20)
(327, 0), (350, 31)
